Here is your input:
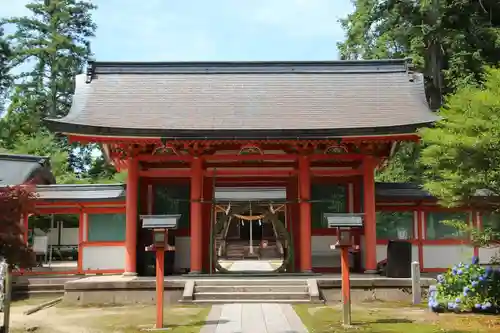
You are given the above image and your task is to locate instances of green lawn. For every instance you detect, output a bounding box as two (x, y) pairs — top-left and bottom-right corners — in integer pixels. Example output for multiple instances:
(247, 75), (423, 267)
(294, 303), (500, 333)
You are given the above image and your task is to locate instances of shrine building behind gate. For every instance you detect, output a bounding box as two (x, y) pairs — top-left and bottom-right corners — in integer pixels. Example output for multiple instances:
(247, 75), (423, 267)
(41, 59), (459, 275)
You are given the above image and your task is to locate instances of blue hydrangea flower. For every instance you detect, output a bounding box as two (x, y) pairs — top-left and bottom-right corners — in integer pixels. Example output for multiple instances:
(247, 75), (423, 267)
(457, 269), (463, 275)
(472, 280), (479, 287)
(472, 256), (479, 265)
(481, 302), (492, 310)
(485, 266), (493, 276)
(475, 303), (482, 309)
(479, 276), (485, 281)
(455, 298), (461, 303)
(448, 302), (456, 310)
(437, 275), (444, 283)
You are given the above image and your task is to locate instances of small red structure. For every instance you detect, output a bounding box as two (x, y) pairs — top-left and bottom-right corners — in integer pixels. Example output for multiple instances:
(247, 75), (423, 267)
(332, 238), (353, 325)
(142, 215), (180, 329)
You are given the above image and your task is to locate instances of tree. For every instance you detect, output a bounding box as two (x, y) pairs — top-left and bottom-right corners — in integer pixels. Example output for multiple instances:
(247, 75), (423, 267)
(0, 186), (36, 267)
(0, 25), (11, 116)
(4, 0), (97, 172)
(1, 130), (82, 184)
(420, 67), (500, 247)
(338, 0), (500, 183)
(420, 68), (500, 207)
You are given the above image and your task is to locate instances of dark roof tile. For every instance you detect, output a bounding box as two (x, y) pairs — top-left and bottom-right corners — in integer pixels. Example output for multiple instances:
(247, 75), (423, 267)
(35, 184), (125, 202)
(46, 59), (438, 138)
(0, 154), (55, 186)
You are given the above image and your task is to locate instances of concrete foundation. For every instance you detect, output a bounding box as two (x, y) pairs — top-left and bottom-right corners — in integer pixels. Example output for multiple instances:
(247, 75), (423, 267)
(61, 274), (436, 305)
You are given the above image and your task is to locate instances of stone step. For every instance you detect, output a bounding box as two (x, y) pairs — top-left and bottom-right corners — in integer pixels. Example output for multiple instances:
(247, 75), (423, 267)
(14, 283), (65, 291)
(195, 285), (309, 293)
(194, 279), (307, 286)
(12, 289), (64, 300)
(189, 299), (312, 304)
(194, 291), (310, 301)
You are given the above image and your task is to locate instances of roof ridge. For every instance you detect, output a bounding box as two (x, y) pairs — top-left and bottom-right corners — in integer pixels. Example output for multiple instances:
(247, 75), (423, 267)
(0, 153), (48, 164)
(36, 183), (124, 190)
(86, 59), (411, 81)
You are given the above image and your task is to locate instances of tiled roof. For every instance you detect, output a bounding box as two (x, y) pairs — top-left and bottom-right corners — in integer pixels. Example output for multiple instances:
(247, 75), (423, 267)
(375, 182), (433, 199)
(46, 59), (438, 139)
(35, 184), (125, 202)
(0, 154), (55, 186)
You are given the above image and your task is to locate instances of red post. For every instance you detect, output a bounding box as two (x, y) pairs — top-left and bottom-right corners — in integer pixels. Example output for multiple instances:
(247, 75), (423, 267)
(340, 244), (352, 325)
(190, 157), (203, 273)
(363, 156), (377, 273)
(155, 248), (165, 328)
(299, 156), (312, 272)
(124, 157), (139, 275)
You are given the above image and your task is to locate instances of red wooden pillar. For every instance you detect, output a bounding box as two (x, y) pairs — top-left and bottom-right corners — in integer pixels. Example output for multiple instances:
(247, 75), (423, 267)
(299, 156), (312, 272)
(363, 156), (377, 273)
(190, 157), (203, 273)
(77, 211), (84, 274)
(202, 177), (213, 273)
(124, 157), (139, 275)
(286, 178), (300, 272)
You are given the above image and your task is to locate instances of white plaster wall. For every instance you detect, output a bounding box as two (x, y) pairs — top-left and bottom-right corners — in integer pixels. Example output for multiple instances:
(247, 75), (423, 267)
(478, 247), (498, 264)
(423, 245), (473, 268)
(175, 237), (191, 270)
(82, 246), (125, 270)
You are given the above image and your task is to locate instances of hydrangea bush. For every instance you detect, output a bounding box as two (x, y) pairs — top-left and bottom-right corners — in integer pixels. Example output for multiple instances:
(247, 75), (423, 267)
(428, 256), (500, 313)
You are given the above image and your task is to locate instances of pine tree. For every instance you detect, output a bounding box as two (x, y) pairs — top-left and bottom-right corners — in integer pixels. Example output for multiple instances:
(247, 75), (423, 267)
(0, 25), (11, 116)
(3, 0), (97, 172)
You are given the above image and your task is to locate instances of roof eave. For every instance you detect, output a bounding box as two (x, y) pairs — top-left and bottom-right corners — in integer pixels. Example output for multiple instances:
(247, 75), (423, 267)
(45, 119), (434, 141)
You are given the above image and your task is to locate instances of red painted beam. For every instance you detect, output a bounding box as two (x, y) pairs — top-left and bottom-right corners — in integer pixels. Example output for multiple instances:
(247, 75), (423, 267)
(137, 155), (193, 162)
(206, 169), (296, 177)
(309, 154), (365, 161)
(311, 169), (363, 177)
(204, 154), (296, 161)
(139, 169), (191, 178)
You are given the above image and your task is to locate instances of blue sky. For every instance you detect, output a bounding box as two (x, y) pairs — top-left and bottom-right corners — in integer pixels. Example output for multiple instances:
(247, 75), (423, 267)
(1, 0), (353, 61)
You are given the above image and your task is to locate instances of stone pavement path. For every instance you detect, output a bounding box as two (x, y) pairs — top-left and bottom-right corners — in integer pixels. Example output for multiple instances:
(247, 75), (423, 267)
(228, 260), (274, 272)
(200, 303), (309, 333)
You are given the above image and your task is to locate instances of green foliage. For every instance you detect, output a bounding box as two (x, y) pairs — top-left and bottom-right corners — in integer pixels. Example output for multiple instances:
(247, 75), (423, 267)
(0, 130), (80, 183)
(0, 25), (11, 115)
(430, 258), (500, 314)
(0, 1), (123, 184)
(339, 0), (500, 184)
(420, 68), (500, 208)
(5, 0), (97, 119)
(376, 142), (423, 183)
(1, 0), (99, 178)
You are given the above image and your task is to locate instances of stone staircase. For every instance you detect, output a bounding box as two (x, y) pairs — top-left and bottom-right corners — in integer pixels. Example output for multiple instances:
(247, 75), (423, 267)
(12, 276), (78, 300)
(226, 241), (247, 259)
(181, 278), (321, 304)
